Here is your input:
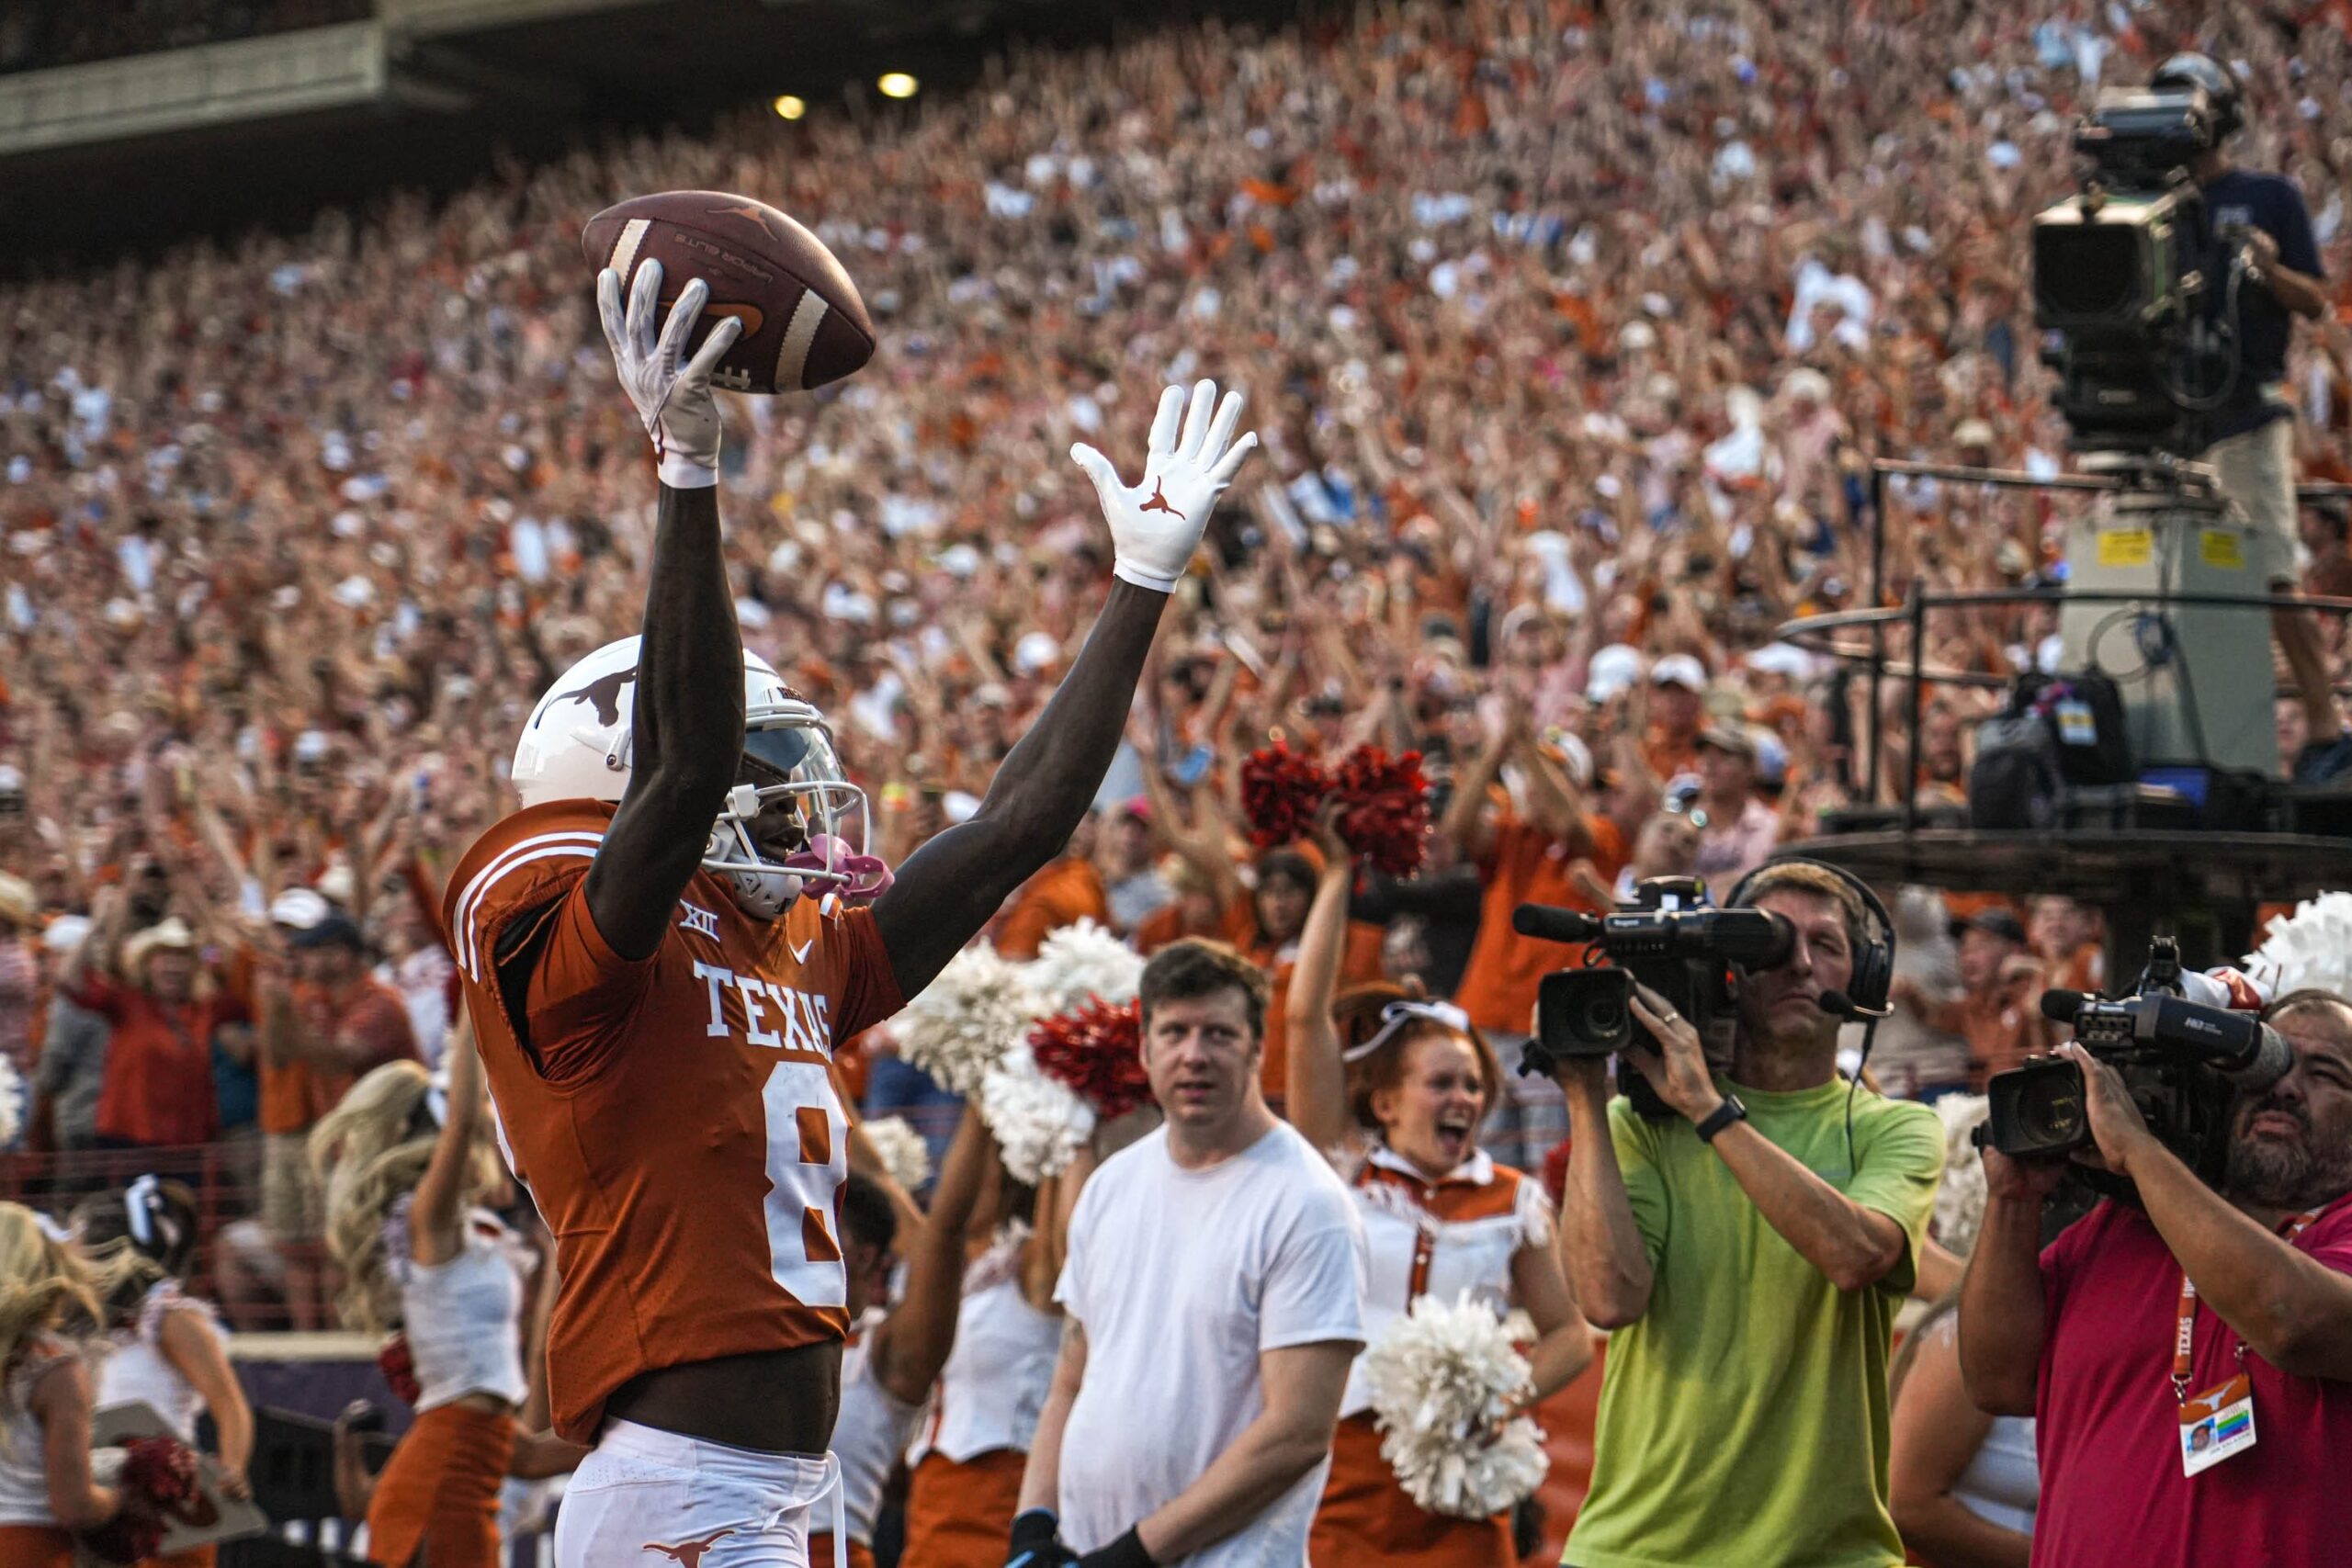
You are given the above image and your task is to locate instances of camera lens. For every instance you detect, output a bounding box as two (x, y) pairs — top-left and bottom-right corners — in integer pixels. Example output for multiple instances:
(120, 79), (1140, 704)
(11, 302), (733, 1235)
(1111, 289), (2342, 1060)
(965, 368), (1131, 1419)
(2018, 1080), (2085, 1146)
(1579, 993), (1628, 1042)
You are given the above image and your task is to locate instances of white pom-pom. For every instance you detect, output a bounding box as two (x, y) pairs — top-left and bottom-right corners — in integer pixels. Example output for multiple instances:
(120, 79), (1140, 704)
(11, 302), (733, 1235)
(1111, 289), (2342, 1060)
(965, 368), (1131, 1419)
(862, 1115), (932, 1193)
(1932, 1095), (1990, 1256)
(2245, 891), (2352, 1001)
(0, 1055), (25, 1149)
(893, 943), (1046, 1098)
(978, 1043), (1096, 1185)
(1361, 1292), (1549, 1517)
(1027, 919), (1146, 1011)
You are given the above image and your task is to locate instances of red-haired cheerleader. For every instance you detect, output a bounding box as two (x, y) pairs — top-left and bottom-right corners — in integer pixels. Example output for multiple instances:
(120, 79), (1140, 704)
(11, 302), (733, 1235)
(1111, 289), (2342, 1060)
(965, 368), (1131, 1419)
(1287, 810), (1592, 1567)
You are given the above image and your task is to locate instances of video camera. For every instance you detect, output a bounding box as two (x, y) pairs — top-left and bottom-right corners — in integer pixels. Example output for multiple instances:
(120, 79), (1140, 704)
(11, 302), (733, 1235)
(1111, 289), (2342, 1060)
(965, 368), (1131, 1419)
(2032, 67), (2238, 457)
(1516, 876), (1794, 1116)
(1978, 937), (2293, 1188)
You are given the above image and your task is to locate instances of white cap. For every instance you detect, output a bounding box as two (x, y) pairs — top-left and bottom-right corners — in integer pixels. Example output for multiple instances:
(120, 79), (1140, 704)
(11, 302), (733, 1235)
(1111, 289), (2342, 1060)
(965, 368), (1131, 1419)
(1649, 652), (1709, 691)
(1013, 630), (1061, 677)
(1745, 642), (1815, 680)
(269, 888), (331, 931)
(1587, 643), (1645, 702)
(40, 914), (90, 955)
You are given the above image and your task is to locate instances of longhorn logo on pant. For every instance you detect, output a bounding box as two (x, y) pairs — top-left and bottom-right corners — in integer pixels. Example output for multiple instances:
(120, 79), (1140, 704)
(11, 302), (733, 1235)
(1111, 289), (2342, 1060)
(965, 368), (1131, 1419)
(642, 1528), (734, 1567)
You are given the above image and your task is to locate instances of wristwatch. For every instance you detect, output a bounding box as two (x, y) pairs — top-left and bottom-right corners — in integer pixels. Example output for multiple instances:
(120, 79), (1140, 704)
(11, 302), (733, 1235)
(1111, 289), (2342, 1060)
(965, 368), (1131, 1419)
(1694, 1094), (1749, 1145)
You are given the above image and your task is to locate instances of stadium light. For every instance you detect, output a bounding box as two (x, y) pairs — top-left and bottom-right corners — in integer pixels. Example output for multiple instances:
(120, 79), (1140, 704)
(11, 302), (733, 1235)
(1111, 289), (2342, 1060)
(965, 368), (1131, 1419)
(772, 95), (806, 120)
(877, 72), (918, 100)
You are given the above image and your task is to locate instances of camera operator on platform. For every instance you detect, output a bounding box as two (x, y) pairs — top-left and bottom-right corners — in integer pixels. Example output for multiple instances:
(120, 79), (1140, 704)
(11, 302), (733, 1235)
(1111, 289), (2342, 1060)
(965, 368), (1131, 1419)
(1553, 863), (1944, 1568)
(2158, 52), (2348, 782)
(1957, 989), (2352, 1568)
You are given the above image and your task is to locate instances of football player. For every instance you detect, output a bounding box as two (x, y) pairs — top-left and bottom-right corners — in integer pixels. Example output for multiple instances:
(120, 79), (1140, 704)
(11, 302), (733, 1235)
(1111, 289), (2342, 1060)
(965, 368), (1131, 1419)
(442, 260), (1256, 1568)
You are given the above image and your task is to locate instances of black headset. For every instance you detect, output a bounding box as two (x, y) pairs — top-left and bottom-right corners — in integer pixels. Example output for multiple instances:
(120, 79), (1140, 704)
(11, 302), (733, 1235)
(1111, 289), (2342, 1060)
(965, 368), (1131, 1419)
(1724, 856), (1895, 1016)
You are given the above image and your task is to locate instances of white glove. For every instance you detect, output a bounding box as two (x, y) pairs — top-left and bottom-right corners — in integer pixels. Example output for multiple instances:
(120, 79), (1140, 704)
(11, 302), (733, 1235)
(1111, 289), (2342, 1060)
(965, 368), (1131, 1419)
(597, 260), (743, 491)
(1071, 379), (1260, 592)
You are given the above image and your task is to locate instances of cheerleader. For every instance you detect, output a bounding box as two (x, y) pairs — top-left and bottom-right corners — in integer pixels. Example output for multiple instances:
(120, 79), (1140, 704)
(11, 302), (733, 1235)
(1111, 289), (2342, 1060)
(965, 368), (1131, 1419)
(0, 1204), (125, 1568)
(1286, 808), (1591, 1568)
(72, 1177), (254, 1568)
(311, 1017), (526, 1568)
(896, 1139), (1078, 1568)
(807, 1106), (993, 1568)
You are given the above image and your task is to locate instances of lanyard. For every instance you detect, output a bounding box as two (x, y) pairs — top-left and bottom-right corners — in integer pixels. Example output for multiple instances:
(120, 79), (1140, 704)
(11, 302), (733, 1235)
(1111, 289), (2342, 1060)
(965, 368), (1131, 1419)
(2172, 1206), (2323, 1402)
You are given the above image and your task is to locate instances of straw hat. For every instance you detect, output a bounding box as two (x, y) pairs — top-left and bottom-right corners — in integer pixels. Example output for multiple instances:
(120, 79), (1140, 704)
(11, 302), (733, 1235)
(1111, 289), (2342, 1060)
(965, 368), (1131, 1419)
(121, 918), (197, 980)
(0, 874), (34, 930)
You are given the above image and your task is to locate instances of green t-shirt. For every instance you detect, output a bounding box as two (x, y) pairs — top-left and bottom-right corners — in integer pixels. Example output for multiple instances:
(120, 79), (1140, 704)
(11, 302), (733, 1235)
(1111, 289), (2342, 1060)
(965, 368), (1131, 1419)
(1562, 1076), (1944, 1568)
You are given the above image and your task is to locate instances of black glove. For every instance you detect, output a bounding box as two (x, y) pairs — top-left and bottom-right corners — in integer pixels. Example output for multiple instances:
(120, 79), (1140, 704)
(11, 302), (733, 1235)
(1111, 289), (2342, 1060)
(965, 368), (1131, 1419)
(1006, 1508), (1077, 1568)
(1076, 1527), (1157, 1568)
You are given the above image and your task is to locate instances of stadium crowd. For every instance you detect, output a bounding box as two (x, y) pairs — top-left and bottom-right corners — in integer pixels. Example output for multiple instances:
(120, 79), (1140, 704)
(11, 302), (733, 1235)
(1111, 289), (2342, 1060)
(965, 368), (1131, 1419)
(0, 0), (2350, 1564)
(8, 0), (2352, 1272)
(13, 0), (2344, 1206)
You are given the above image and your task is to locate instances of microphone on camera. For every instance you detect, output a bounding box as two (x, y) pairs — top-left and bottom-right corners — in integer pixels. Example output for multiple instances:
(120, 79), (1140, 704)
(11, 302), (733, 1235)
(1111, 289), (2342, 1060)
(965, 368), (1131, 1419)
(1817, 989), (1892, 1022)
(1513, 903), (1602, 945)
(2041, 988), (2091, 1025)
(2038, 987), (2294, 1092)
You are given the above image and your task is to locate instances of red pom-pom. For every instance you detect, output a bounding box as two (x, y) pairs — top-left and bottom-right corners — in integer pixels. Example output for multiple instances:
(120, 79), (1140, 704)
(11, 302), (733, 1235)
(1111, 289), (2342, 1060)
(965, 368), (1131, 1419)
(1240, 743), (1331, 851)
(1330, 746), (1431, 877)
(82, 1437), (200, 1563)
(122, 1436), (199, 1512)
(379, 1333), (421, 1407)
(1030, 998), (1151, 1122)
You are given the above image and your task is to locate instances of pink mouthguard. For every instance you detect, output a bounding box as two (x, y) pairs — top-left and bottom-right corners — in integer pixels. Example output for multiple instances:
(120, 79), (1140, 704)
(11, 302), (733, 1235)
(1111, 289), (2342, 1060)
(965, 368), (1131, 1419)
(781, 835), (894, 900)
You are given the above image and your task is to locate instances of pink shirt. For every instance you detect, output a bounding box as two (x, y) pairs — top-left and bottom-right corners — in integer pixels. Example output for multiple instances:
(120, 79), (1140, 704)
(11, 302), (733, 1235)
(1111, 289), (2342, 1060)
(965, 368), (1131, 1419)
(2032, 1193), (2352, 1568)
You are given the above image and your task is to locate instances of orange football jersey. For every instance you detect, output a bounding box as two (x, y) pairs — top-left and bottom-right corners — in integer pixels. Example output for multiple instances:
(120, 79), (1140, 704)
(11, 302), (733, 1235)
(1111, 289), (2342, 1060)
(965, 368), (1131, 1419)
(443, 799), (903, 1444)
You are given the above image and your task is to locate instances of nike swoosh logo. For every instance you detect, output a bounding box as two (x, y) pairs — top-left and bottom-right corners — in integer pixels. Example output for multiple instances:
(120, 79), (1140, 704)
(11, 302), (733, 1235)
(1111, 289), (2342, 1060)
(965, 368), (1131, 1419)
(788, 936), (815, 964)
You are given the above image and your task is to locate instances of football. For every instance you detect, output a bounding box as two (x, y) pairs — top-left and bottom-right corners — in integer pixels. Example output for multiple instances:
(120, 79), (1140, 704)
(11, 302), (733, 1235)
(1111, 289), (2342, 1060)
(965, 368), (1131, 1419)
(581, 190), (875, 395)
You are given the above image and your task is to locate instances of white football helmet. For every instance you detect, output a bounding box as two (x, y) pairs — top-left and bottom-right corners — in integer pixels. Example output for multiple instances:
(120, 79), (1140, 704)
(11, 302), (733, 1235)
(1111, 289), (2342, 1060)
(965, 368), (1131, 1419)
(511, 637), (890, 919)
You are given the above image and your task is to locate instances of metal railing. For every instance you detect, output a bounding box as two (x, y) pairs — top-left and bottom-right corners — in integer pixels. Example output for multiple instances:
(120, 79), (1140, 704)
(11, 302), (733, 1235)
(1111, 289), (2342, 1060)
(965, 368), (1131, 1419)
(1805, 459), (2352, 824)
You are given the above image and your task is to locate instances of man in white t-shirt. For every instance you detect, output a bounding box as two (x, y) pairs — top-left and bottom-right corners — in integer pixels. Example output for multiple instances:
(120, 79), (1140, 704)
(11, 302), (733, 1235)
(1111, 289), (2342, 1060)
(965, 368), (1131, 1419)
(1012, 939), (1367, 1568)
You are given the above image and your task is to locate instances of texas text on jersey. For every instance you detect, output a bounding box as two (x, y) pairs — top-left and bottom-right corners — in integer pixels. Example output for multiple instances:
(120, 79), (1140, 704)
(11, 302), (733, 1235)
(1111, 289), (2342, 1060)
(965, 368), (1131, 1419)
(443, 797), (902, 1444)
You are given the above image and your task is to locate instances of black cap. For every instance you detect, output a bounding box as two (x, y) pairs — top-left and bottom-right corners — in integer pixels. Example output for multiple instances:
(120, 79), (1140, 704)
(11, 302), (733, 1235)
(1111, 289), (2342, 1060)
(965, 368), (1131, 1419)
(288, 913), (364, 952)
(1951, 908), (2028, 946)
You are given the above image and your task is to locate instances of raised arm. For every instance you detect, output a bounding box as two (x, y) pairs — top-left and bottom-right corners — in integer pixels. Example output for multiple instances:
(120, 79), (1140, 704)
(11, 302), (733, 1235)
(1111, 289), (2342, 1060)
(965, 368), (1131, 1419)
(1625, 986), (1913, 1292)
(408, 1013), (484, 1267)
(59, 884), (127, 999)
(1284, 806), (1360, 1159)
(1440, 728), (1508, 863)
(871, 1105), (991, 1406)
(875, 381), (1257, 997)
(1957, 1151), (2064, 1416)
(1551, 1057), (1656, 1328)
(1129, 726), (1243, 908)
(579, 263), (748, 962)
(2063, 1041), (2352, 1379)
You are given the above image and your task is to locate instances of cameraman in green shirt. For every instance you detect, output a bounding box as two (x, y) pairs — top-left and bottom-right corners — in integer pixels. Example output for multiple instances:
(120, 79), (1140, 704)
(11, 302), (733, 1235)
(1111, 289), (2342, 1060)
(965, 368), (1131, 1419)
(1554, 861), (1944, 1568)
